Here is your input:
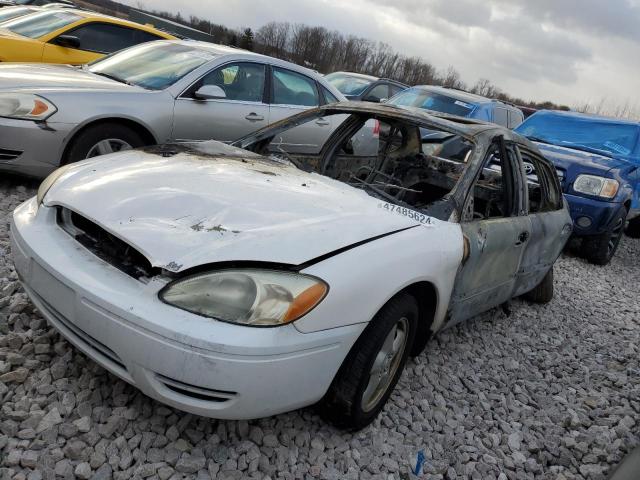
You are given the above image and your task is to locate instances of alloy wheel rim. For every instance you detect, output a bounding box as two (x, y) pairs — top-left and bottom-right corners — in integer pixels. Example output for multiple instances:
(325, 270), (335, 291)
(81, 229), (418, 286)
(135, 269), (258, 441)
(361, 317), (409, 412)
(86, 139), (133, 158)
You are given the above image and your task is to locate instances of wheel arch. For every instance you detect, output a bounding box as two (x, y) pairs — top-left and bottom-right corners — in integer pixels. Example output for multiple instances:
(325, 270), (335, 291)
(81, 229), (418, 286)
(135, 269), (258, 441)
(60, 116), (158, 164)
(401, 281), (438, 356)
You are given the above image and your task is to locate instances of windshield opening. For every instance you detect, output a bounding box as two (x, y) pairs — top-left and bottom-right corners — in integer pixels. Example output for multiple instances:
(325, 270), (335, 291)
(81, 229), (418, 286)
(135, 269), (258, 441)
(2, 10), (81, 38)
(242, 112), (474, 216)
(88, 42), (217, 90)
(326, 73), (374, 96)
(389, 88), (477, 117)
(516, 114), (640, 157)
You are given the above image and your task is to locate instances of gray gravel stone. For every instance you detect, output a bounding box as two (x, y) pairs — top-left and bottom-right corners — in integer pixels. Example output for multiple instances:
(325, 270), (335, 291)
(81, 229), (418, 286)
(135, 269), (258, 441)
(0, 180), (638, 480)
(74, 462), (92, 480)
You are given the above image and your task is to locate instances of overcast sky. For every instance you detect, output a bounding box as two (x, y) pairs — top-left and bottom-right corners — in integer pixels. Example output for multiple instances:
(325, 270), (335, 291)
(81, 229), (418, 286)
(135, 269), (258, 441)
(124, 0), (640, 110)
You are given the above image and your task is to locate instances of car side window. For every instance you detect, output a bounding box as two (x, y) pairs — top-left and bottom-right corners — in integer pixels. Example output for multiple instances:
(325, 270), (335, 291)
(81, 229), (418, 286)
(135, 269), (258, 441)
(192, 63), (266, 102)
(492, 107), (509, 127)
(272, 67), (319, 107)
(508, 109), (524, 129)
(321, 87), (339, 104)
(464, 139), (520, 221)
(518, 147), (563, 213)
(58, 23), (161, 54)
(389, 84), (405, 98)
(363, 84), (389, 103)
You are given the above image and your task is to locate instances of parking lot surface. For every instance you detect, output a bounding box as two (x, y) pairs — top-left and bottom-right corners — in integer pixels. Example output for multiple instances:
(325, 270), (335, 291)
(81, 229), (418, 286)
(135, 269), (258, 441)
(0, 177), (638, 480)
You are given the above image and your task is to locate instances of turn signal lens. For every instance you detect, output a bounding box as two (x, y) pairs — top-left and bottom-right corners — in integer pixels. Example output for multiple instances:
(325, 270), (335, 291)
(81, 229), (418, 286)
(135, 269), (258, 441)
(283, 282), (328, 322)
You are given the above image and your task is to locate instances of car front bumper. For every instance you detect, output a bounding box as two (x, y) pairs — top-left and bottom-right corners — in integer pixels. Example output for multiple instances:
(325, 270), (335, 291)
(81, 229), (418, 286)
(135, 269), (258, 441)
(564, 193), (625, 236)
(11, 199), (364, 419)
(0, 118), (73, 178)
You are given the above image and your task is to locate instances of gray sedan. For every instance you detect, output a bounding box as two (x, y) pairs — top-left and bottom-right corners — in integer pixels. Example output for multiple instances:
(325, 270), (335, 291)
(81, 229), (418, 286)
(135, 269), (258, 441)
(0, 40), (345, 177)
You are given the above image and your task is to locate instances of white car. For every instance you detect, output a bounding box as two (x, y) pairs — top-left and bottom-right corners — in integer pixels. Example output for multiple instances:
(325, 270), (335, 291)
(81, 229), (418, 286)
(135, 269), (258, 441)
(11, 103), (572, 429)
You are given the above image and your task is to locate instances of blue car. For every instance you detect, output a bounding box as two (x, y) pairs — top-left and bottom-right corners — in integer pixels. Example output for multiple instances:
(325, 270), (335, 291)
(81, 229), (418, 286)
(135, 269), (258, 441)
(515, 110), (640, 265)
(388, 85), (525, 128)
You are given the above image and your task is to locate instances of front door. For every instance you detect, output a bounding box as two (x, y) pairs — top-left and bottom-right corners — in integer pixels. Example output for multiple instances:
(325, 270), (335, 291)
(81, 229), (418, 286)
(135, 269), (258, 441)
(447, 138), (531, 325)
(172, 62), (269, 142)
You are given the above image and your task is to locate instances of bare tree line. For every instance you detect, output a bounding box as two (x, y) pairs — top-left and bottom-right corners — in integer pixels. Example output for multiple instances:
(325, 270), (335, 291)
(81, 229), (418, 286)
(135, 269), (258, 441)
(81, 0), (639, 118)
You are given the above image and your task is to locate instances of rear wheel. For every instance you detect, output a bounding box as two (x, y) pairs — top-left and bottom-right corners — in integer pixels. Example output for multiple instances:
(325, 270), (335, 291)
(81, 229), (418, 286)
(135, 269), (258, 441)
(320, 293), (418, 430)
(64, 123), (146, 164)
(522, 267), (554, 304)
(581, 207), (628, 265)
(626, 216), (640, 238)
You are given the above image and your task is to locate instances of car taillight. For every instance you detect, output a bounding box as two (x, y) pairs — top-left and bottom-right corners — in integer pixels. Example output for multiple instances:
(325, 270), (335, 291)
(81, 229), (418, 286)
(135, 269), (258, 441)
(373, 120), (380, 136)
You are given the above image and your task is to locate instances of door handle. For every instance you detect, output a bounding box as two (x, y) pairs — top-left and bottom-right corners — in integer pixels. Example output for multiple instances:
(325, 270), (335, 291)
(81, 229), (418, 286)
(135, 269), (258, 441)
(516, 231), (530, 246)
(245, 113), (264, 121)
(316, 118), (330, 126)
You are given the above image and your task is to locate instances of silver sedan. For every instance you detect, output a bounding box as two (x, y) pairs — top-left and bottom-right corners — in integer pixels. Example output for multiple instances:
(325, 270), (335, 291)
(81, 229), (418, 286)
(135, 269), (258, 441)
(0, 40), (345, 177)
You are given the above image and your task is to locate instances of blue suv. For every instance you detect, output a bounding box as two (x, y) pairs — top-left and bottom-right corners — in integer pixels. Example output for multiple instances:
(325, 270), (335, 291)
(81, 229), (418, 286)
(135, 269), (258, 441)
(515, 110), (640, 265)
(388, 85), (525, 128)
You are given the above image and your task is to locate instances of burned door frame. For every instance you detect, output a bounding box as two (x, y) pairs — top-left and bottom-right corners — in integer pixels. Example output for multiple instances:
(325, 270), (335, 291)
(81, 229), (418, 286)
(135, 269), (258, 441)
(512, 145), (572, 296)
(446, 135), (532, 326)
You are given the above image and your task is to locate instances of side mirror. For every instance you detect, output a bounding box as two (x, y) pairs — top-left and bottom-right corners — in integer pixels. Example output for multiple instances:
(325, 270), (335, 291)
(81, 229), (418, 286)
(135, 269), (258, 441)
(363, 96), (382, 103)
(194, 85), (226, 100)
(53, 35), (81, 49)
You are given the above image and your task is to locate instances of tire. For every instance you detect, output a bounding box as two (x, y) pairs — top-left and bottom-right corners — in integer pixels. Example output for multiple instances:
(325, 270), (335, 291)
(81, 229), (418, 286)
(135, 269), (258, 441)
(319, 293), (418, 430)
(522, 267), (554, 304)
(626, 216), (640, 238)
(64, 123), (146, 164)
(580, 207), (628, 265)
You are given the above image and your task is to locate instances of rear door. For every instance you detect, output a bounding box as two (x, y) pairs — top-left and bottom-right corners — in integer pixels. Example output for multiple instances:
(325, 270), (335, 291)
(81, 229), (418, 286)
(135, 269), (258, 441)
(447, 137), (531, 326)
(172, 62), (269, 142)
(268, 66), (333, 154)
(513, 146), (572, 295)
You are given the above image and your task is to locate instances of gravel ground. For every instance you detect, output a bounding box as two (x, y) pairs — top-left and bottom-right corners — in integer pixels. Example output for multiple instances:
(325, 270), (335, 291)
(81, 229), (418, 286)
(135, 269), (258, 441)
(0, 175), (638, 480)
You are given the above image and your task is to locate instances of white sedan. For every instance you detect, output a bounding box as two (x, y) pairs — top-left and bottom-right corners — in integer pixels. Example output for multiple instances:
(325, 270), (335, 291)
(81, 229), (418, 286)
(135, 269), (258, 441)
(11, 103), (572, 429)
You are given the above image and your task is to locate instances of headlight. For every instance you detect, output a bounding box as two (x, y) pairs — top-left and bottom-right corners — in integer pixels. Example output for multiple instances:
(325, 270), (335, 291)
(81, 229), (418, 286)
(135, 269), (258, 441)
(0, 93), (57, 121)
(37, 164), (73, 206)
(573, 175), (619, 199)
(160, 269), (328, 327)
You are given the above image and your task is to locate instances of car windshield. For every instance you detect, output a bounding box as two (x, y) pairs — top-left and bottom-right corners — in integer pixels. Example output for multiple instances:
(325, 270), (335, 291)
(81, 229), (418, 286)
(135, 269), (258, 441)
(0, 6), (35, 22)
(1, 10), (81, 38)
(515, 114), (640, 157)
(88, 42), (217, 90)
(389, 88), (477, 117)
(326, 73), (374, 96)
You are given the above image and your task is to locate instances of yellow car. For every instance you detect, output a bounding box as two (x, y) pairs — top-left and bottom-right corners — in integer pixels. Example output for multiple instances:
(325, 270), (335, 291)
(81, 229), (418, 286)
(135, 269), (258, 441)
(0, 9), (175, 64)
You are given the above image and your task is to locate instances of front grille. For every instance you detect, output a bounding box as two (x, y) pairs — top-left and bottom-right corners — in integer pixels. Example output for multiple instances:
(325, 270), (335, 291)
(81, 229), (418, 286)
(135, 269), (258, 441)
(0, 148), (22, 161)
(57, 208), (159, 280)
(156, 373), (237, 403)
(30, 288), (129, 377)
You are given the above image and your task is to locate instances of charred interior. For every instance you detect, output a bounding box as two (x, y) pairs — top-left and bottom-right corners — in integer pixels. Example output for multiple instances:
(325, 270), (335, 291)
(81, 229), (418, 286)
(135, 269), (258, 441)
(257, 113), (481, 218)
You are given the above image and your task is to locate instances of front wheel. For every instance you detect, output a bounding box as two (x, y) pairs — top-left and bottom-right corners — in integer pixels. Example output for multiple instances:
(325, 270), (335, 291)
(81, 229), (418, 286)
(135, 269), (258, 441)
(319, 293), (418, 430)
(64, 123), (146, 164)
(580, 207), (628, 265)
(626, 216), (640, 238)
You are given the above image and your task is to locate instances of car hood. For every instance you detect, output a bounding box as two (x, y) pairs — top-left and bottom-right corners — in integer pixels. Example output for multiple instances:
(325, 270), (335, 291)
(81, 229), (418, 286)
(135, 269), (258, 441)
(45, 142), (425, 272)
(0, 63), (137, 92)
(535, 142), (631, 176)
